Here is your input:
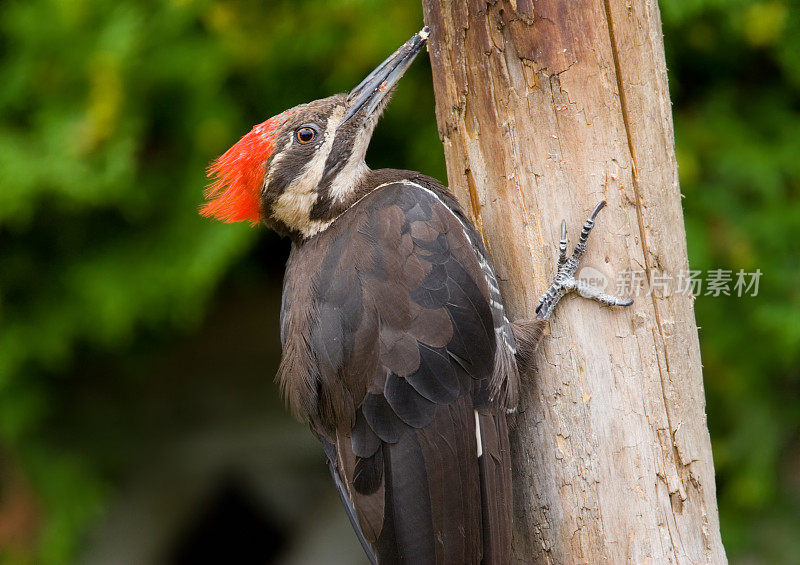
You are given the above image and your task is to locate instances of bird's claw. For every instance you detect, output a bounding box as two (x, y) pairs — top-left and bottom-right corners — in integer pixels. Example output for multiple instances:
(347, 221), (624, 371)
(536, 201), (633, 320)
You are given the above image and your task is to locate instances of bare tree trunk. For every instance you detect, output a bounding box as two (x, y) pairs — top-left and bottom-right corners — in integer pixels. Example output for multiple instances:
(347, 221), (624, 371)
(420, 1), (726, 562)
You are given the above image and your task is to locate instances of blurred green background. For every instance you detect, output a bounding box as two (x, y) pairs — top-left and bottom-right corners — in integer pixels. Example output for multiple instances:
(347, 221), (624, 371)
(0, 0), (798, 563)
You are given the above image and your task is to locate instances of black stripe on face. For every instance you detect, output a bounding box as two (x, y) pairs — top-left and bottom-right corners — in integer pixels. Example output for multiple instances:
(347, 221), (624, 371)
(259, 124), (321, 239)
(308, 193), (334, 222)
(320, 125), (356, 189)
(261, 95), (347, 208)
(262, 131), (309, 202)
(309, 122), (360, 221)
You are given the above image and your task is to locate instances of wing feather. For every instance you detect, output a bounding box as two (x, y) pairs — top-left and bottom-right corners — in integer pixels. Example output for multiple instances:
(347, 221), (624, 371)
(288, 180), (516, 563)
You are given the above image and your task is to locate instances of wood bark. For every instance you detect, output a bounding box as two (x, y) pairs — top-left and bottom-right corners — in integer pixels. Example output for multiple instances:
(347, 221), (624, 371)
(420, 1), (726, 563)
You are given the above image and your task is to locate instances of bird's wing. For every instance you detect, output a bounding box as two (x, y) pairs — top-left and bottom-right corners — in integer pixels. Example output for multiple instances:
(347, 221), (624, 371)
(303, 180), (513, 563)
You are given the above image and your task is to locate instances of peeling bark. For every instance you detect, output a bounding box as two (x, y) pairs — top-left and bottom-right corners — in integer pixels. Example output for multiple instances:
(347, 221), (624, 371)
(421, 1), (727, 562)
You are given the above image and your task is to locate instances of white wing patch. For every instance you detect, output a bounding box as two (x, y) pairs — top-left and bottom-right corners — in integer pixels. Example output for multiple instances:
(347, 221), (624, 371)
(474, 409), (483, 458)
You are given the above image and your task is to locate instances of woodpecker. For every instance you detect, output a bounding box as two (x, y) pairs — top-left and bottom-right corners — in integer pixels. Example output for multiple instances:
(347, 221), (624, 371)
(201, 27), (631, 564)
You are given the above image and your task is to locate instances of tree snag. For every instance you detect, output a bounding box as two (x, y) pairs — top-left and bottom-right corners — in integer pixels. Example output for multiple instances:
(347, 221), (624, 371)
(421, 1), (727, 562)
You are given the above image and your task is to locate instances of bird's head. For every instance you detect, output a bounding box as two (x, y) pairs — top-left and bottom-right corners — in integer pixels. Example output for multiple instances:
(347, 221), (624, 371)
(201, 27), (430, 239)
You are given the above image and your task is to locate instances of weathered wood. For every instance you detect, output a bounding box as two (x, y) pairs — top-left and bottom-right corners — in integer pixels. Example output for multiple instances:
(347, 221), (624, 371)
(420, 1), (726, 562)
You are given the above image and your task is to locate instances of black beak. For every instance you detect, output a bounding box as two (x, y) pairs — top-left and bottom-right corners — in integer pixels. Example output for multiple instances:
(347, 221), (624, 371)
(341, 27), (430, 126)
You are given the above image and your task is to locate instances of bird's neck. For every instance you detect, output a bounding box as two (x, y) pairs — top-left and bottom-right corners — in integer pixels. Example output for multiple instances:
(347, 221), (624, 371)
(265, 158), (372, 242)
(283, 167), (441, 245)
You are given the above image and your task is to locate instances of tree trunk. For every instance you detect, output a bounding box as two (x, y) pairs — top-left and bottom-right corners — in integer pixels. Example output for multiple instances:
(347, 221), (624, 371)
(420, 1), (726, 563)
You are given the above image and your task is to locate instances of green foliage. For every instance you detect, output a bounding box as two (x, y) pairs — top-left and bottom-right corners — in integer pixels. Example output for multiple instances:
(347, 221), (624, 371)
(0, 1), (439, 562)
(0, 0), (797, 562)
(662, 0), (800, 560)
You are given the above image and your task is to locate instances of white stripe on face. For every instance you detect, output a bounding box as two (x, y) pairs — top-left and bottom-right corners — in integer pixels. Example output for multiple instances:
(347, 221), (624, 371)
(327, 114), (377, 204)
(270, 105), (345, 238)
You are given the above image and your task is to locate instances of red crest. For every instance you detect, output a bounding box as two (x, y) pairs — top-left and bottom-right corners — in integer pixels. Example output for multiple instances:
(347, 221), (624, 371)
(201, 114), (289, 225)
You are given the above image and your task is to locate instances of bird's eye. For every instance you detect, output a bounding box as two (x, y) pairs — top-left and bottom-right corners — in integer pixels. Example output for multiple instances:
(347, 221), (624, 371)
(296, 127), (316, 144)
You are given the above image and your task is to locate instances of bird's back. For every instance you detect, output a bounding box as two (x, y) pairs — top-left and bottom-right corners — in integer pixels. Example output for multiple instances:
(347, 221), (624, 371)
(279, 173), (517, 563)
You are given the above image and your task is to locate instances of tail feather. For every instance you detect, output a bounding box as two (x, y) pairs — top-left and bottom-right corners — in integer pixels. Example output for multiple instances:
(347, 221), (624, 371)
(511, 319), (547, 373)
(376, 431), (436, 562)
(477, 410), (513, 564)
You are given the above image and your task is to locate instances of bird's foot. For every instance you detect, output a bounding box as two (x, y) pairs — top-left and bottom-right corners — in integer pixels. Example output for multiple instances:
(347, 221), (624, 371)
(535, 201), (633, 320)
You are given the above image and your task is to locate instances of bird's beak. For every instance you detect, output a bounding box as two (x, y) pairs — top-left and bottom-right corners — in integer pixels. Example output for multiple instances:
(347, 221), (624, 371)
(341, 27), (430, 127)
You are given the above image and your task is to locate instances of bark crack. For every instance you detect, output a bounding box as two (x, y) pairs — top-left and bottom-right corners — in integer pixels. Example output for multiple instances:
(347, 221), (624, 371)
(423, 0), (724, 560)
(601, 0), (688, 560)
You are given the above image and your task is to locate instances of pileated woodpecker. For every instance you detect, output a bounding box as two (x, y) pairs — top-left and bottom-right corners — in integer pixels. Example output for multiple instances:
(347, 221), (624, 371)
(201, 27), (631, 564)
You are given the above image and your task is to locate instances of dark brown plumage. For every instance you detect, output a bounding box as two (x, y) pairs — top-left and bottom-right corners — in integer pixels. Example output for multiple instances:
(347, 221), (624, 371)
(279, 170), (530, 562)
(201, 27), (632, 564)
